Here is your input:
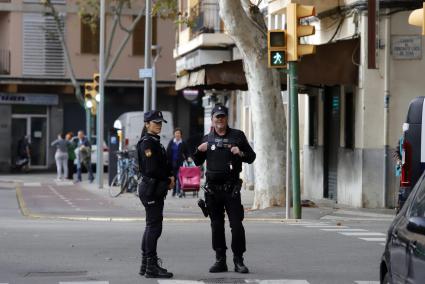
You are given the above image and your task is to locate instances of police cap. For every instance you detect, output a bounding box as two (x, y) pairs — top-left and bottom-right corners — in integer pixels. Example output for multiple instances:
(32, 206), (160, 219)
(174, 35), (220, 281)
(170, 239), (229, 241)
(211, 104), (228, 117)
(144, 110), (168, 123)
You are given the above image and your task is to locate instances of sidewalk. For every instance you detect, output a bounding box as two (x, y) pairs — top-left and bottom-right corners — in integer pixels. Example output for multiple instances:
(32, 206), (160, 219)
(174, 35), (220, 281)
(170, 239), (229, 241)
(0, 171), (396, 222)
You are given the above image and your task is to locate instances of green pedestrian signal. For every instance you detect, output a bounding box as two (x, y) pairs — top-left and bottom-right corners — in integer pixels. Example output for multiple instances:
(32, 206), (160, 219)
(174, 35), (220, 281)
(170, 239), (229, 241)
(268, 30), (287, 68)
(270, 51), (286, 67)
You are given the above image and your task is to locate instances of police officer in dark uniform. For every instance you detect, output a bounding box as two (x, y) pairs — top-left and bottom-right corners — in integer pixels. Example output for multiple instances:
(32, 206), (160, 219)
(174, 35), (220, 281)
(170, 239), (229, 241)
(193, 104), (256, 274)
(137, 110), (174, 279)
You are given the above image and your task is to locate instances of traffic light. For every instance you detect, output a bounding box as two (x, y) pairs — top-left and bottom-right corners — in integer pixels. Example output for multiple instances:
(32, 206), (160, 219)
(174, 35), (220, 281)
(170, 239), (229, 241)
(286, 3), (316, 61)
(92, 73), (100, 102)
(84, 83), (94, 108)
(267, 30), (286, 68)
(409, 3), (425, 35)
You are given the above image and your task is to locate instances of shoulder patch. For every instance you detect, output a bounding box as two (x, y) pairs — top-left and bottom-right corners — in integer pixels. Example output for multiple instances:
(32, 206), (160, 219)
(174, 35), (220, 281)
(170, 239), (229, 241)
(144, 149), (152, 158)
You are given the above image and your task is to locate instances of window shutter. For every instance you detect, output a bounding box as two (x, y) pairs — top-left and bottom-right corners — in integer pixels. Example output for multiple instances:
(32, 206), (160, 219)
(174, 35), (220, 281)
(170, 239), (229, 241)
(23, 13), (65, 77)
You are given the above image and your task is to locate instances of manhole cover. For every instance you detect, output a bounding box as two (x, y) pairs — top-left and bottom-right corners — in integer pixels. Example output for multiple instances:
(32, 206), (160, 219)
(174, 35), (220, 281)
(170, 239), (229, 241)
(199, 278), (246, 284)
(24, 271), (87, 277)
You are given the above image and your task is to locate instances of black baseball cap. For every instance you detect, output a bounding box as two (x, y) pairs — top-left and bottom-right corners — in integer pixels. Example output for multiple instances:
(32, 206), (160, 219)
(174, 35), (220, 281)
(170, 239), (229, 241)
(211, 104), (228, 117)
(144, 110), (168, 123)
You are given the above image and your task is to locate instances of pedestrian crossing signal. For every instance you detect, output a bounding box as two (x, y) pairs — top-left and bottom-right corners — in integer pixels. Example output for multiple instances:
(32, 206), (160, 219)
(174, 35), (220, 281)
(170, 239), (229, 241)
(268, 30), (286, 68)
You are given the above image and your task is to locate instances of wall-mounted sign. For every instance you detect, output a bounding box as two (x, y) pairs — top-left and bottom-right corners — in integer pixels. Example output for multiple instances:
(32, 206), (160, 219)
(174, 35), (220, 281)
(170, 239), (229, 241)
(391, 35), (422, 60)
(0, 93), (59, 105)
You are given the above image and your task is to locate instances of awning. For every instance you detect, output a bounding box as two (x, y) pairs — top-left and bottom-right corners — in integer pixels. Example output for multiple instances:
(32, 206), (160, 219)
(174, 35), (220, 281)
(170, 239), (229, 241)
(176, 38), (360, 90)
(298, 38), (360, 86)
(176, 60), (248, 91)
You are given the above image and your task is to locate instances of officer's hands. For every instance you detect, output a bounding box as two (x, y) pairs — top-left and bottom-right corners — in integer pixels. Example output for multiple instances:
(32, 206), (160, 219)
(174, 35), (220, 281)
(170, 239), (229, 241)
(231, 146), (243, 157)
(169, 176), (175, 190)
(197, 142), (208, 152)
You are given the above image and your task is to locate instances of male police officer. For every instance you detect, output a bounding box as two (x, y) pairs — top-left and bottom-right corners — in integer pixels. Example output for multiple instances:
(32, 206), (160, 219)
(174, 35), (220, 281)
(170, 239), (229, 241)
(193, 104), (256, 274)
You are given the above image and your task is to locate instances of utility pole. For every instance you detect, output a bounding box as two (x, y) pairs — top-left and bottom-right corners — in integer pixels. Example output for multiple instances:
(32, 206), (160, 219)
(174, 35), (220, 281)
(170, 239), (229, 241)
(143, 0), (152, 112)
(96, 0), (106, 188)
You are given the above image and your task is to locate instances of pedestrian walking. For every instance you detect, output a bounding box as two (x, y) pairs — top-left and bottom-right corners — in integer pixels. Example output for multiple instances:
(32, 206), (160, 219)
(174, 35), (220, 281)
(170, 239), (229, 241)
(65, 132), (76, 180)
(16, 135), (31, 172)
(193, 104), (256, 274)
(393, 123), (412, 213)
(137, 110), (174, 279)
(74, 131), (94, 183)
(51, 133), (71, 181)
(166, 127), (190, 197)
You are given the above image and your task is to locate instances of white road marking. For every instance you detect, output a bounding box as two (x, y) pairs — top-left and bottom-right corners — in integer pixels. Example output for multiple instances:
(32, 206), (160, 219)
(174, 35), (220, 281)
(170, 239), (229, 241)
(354, 281), (379, 284)
(379, 243), (386, 246)
(158, 281), (203, 284)
(305, 225), (348, 228)
(340, 232), (385, 236)
(321, 228), (367, 232)
(359, 237), (387, 242)
(23, 182), (41, 187)
(288, 223), (330, 226)
(59, 282), (109, 284)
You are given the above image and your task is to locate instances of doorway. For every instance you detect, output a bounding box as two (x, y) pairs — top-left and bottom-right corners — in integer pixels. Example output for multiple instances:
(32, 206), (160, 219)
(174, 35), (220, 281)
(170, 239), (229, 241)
(11, 115), (48, 168)
(323, 86), (341, 201)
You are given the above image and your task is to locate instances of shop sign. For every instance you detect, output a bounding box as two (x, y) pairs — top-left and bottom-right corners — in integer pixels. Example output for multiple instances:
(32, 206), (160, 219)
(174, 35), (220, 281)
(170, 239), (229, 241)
(0, 93), (59, 105)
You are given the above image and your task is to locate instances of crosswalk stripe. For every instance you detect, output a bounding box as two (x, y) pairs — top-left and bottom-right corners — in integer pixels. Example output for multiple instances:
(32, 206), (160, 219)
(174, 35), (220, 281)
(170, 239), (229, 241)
(256, 281), (310, 284)
(55, 181), (74, 186)
(379, 243), (386, 246)
(288, 223), (329, 226)
(59, 282), (109, 284)
(339, 232), (385, 236)
(321, 228), (367, 232)
(23, 182), (41, 187)
(359, 237), (387, 242)
(158, 281), (202, 284)
(305, 225), (348, 228)
(354, 281), (379, 284)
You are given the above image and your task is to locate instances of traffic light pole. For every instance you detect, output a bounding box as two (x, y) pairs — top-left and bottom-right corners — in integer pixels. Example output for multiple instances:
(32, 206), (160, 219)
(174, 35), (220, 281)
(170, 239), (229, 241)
(96, 0), (106, 188)
(143, 0), (152, 112)
(289, 61), (301, 219)
(86, 108), (91, 141)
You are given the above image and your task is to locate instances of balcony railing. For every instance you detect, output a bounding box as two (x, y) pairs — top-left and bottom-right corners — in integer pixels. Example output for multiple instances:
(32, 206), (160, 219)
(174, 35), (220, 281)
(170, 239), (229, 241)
(190, 0), (223, 40)
(0, 49), (10, 75)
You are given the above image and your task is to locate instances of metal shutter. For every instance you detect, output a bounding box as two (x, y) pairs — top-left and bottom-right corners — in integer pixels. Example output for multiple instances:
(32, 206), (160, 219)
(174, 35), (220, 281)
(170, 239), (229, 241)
(23, 13), (65, 77)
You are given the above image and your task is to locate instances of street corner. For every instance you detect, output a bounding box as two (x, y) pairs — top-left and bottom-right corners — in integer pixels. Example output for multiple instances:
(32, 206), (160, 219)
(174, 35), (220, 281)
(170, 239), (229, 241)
(14, 180), (143, 221)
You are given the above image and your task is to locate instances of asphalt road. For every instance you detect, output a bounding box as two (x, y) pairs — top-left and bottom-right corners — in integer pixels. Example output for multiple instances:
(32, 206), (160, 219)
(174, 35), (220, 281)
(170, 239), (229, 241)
(0, 183), (393, 284)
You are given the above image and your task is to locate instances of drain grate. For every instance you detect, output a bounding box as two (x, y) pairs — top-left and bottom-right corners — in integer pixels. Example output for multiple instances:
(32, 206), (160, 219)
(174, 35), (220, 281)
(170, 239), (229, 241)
(199, 278), (247, 284)
(24, 271), (88, 277)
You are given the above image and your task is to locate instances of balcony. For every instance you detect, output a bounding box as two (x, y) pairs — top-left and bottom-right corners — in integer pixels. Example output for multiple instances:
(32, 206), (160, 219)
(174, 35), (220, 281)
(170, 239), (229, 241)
(175, 0), (233, 58)
(0, 49), (10, 75)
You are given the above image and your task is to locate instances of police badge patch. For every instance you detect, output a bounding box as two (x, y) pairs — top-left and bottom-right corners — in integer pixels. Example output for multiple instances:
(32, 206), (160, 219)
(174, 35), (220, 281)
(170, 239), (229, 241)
(145, 149), (152, 157)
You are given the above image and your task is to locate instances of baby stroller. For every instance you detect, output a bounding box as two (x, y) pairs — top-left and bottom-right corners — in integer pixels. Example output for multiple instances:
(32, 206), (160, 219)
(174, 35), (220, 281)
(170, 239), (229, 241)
(178, 160), (201, 197)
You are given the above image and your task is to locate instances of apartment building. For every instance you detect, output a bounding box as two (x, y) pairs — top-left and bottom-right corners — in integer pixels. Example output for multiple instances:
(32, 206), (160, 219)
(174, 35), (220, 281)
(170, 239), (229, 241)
(269, 0), (425, 208)
(0, 0), (190, 171)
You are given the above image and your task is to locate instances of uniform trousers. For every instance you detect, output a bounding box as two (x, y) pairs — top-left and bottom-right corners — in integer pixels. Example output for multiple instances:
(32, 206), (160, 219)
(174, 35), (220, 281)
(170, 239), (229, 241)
(140, 198), (164, 258)
(205, 187), (245, 256)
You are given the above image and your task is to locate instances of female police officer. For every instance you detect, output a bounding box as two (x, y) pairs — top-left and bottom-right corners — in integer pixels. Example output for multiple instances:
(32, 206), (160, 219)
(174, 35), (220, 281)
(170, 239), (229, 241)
(137, 110), (174, 279)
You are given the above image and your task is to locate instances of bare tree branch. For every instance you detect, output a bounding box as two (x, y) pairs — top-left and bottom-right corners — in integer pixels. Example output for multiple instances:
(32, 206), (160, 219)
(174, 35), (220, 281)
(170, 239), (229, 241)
(44, 0), (84, 106)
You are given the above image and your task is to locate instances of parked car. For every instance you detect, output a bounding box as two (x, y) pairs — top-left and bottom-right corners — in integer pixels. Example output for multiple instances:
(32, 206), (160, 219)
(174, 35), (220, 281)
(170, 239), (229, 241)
(90, 136), (109, 170)
(380, 171), (425, 284)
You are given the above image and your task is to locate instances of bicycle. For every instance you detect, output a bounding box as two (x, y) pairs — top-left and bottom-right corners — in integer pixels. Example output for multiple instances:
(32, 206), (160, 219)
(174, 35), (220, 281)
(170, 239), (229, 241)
(108, 150), (139, 197)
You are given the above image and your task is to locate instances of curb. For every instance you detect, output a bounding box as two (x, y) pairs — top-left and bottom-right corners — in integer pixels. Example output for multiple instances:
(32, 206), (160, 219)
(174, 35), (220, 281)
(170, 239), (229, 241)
(14, 184), (297, 223)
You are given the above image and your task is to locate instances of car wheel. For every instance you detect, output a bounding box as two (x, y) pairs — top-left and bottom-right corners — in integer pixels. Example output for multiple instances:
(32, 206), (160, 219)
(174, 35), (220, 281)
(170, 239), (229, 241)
(382, 272), (392, 284)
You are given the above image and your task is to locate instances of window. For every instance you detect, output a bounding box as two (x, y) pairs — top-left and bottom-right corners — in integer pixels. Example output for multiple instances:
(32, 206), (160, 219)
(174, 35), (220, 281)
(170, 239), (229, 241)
(344, 91), (355, 149)
(81, 19), (99, 54)
(308, 95), (318, 146)
(133, 16), (158, 56)
(409, 179), (425, 218)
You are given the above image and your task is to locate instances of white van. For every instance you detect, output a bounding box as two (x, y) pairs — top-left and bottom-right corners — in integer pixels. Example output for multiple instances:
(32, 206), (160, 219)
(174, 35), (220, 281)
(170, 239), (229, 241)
(114, 111), (174, 150)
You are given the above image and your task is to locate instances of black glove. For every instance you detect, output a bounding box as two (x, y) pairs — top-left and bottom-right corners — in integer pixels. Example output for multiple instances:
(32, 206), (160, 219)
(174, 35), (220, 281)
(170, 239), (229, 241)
(198, 199), (209, 217)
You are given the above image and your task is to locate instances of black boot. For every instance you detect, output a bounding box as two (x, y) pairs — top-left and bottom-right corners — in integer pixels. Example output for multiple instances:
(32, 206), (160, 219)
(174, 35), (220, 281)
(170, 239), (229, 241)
(145, 257), (173, 278)
(234, 255), (249, 273)
(209, 251), (228, 273)
(139, 256), (147, 276)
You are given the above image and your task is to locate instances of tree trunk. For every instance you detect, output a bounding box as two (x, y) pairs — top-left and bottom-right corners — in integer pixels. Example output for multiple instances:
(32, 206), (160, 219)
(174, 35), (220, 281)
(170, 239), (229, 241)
(218, 0), (286, 209)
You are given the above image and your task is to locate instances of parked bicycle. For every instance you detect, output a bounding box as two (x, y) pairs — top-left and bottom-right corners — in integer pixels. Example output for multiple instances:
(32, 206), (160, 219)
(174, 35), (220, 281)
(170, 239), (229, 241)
(108, 150), (139, 197)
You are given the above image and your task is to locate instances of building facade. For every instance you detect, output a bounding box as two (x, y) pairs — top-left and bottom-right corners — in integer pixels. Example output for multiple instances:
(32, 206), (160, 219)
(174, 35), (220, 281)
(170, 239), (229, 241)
(0, 0), (190, 172)
(269, 0), (425, 208)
